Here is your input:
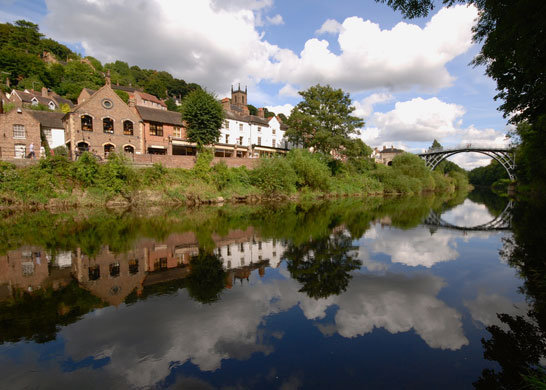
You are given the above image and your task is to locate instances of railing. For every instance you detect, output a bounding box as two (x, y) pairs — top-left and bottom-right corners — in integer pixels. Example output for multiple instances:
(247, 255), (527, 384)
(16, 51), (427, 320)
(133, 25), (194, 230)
(420, 145), (514, 154)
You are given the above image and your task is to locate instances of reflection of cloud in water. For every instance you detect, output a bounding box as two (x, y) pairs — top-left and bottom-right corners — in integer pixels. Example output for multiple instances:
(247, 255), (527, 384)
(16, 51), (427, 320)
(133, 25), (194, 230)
(464, 292), (528, 328)
(441, 199), (495, 227)
(4, 272), (467, 388)
(363, 225), (459, 267)
(316, 273), (469, 350)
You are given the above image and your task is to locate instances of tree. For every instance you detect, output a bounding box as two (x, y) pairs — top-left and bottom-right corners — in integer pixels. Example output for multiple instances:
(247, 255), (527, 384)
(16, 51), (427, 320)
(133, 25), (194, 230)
(181, 89), (224, 148)
(185, 250), (226, 304)
(430, 139), (443, 151)
(286, 84), (364, 155)
(247, 104), (258, 115)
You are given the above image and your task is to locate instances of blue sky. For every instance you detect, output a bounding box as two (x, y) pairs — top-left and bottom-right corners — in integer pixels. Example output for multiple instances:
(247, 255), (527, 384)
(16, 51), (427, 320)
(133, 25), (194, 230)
(0, 0), (509, 168)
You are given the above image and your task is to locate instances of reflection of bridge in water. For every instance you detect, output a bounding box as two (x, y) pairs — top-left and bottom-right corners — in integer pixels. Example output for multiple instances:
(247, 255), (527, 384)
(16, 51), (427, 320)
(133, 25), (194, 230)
(423, 201), (513, 232)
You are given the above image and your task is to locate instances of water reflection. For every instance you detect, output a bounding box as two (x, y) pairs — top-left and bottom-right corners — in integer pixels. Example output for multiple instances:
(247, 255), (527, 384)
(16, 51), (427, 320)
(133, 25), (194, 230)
(0, 192), (531, 389)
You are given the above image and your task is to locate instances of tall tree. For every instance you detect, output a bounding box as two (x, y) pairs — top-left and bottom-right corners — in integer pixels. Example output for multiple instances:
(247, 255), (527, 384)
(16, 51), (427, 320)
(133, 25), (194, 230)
(181, 89), (224, 148)
(286, 84), (364, 155)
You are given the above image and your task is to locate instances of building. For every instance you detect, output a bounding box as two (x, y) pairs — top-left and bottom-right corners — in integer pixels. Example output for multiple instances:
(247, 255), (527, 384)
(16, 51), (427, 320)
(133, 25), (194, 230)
(63, 79), (143, 158)
(372, 145), (405, 165)
(218, 85), (290, 158)
(26, 110), (66, 150)
(135, 105), (187, 155)
(0, 105), (45, 159)
(8, 87), (74, 111)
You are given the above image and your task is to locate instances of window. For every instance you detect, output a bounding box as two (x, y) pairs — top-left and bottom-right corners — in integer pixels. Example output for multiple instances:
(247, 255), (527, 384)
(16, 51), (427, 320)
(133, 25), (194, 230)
(14, 144), (26, 158)
(225, 134), (229, 144)
(22, 262), (34, 276)
(173, 126), (182, 138)
(240, 243), (244, 252)
(258, 241), (262, 250)
(272, 128), (276, 135)
(224, 120), (229, 129)
(124, 145), (134, 154)
(109, 262), (120, 277)
(257, 137), (261, 146)
(103, 118), (114, 133)
(13, 124), (25, 139)
(81, 115), (93, 131)
(123, 120), (133, 135)
(258, 126), (262, 132)
(104, 144), (115, 157)
(239, 136), (243, 145)
(88, 265), (100, 281)
(272, 139), (276, 148)
(227, 245), (231, 256)
(239, 123), (243, 132)
(101, 99), (113, 109)
(129, 259), (139, 274)
(150, 122), (163, 136)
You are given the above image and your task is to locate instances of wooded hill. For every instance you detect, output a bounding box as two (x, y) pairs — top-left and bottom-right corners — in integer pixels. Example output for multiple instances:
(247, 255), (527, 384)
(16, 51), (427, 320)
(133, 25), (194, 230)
(0, 20), (202, 107)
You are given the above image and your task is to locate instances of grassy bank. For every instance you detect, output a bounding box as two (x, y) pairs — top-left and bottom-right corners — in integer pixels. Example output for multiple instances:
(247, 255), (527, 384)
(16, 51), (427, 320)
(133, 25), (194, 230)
(0, 149), (470, 209)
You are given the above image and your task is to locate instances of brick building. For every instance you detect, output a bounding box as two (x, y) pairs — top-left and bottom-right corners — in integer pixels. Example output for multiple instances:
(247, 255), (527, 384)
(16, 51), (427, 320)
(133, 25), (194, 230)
(135, 105), (187, 155)
(64, 80), (143, 158)
(0, 106), (44, 159)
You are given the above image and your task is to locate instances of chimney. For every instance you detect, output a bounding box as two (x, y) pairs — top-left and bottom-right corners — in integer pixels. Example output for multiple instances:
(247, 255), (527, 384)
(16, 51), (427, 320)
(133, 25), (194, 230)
(128, 97), (136, 108)
(105, 70), (111, 86)
(41, 87), (48, 97)
(257, 108), (264, 118)
(5, 77), (10, 88)
(383, 145), (386, 151)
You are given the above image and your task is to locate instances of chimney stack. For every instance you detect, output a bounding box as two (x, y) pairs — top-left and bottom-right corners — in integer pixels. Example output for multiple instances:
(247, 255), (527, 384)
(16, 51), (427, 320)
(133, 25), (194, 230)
(257, 108), (264, 118)
(105, 70), (111, 86)
(383, 145), (386, 151)
(41, 87), (48, 97)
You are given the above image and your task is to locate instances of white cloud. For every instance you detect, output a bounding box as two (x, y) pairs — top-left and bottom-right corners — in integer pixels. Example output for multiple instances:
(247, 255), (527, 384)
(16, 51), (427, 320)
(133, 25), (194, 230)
(42, 1), (478, 96)
(440, 199), (496, 227)
(316, 19), (342, 35)
(464, 292), (528, 328)
(279, 84), (300, 97)
(266, 103), (293, 117)
(368, 97), (466, 143)
(353, 92), (393, 118)
(266, 14), (284, 25)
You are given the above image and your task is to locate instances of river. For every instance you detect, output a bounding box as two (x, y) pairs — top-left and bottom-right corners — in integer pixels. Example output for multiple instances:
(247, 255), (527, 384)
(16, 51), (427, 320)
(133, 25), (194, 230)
(0, 190), (541, 389)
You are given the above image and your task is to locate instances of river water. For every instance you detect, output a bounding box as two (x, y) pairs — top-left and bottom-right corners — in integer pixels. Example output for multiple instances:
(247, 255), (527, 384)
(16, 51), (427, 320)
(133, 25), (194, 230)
(0, 191), (533, 389)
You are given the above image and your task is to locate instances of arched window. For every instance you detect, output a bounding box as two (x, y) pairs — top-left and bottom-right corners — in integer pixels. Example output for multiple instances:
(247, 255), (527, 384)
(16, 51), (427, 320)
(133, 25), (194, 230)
(124, 145), (134, 154)
(103, 118), (114, 134)
(123, 120), (134, 136)
(76, 142), (89, 154)
(81, 115), (93, 131)
(104, 143), (115, 157)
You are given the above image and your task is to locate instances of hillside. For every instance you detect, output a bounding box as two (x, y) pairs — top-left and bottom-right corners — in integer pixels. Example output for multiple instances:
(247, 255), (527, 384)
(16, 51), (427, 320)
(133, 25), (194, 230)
(0, 20), (201, 105)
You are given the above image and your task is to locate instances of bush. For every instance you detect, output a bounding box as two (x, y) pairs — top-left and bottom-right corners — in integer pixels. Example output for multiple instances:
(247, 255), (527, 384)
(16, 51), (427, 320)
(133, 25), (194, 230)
(72, 152), (100, 186)
(97, 152), (136, 196)
(192, 148), (213, 181)
(251, 157), (297, 194)
(52, 145), (68, 157)
(287, 149), (332, 191)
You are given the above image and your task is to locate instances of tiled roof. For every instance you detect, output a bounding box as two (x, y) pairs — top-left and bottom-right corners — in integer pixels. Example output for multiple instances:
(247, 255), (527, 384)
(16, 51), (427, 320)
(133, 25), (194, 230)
(136, 106), (183, 125)
(26, 111), (65, 128)
(53, 94), (74, 108)
(136, 91), (167, 107)
(225, 110), (270, 126)
(381, 147), (404, 154)
(82, 88), (96, 95)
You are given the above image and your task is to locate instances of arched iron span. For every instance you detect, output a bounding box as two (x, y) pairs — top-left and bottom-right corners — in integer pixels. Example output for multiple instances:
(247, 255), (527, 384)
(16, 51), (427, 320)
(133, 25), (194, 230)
(418, 146), (516, 181)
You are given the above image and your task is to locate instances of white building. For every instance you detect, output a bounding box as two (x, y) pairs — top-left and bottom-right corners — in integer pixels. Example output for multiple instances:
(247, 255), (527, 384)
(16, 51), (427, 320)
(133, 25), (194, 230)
(215, 85), (290, 158)
(216, 236), (286, 270)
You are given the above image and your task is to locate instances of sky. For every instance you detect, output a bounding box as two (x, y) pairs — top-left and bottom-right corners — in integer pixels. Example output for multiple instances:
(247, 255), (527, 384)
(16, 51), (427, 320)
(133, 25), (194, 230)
(0, 0), (512, 168)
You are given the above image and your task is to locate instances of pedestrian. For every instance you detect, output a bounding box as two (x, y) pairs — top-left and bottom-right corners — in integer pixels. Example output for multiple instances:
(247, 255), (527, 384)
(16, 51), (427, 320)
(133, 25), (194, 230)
(29, 143), (35, 159)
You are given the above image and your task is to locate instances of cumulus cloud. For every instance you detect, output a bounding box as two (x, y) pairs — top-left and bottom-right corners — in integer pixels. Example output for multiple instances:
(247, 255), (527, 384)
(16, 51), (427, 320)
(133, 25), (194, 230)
(279, 84), (300, 97)
(440, 199), (497, 227)
(316, 19), (342, 35)
(353, 92), (393, 118)
(42, 1), (477, 95)
(265, 103), (294, 117)
(464, 292), (528, 328)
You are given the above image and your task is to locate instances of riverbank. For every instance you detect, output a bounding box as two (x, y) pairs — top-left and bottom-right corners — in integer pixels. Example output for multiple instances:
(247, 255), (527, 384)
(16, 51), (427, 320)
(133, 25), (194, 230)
(0, 149), (471, 210)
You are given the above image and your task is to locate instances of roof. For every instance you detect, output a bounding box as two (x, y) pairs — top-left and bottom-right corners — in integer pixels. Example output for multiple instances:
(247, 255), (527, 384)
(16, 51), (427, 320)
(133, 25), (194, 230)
(225, 110), (270, 126)
(26, 111), (65, 128)
(31, 95), (57, 106)
(82, 88), (96, 95)
(135, 91), (167, 107)
(52, 94), (74, 108)
(136, 106), (183, 125)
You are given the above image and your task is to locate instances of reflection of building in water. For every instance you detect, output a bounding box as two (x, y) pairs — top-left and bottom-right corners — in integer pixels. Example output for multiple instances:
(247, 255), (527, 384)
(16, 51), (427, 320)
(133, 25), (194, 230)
(0, 247), (73, 299)
(0, 228), (288, 305)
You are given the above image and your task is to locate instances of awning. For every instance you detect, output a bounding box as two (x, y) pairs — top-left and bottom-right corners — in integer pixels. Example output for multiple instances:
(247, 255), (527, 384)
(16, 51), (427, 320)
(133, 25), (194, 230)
(254, 146), (286, 152)
(172, 140), (196, 146)
(215, 146), (235, 151)
(149, 145), (166, 149)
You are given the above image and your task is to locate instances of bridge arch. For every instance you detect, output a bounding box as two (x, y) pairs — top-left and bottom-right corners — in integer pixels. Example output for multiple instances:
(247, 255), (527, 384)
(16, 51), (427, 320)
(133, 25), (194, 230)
(418, 147), (516, 181)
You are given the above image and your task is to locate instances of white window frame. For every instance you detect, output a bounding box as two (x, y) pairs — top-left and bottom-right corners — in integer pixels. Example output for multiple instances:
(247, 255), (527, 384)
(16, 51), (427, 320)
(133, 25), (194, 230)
(13, 124), (26, 139)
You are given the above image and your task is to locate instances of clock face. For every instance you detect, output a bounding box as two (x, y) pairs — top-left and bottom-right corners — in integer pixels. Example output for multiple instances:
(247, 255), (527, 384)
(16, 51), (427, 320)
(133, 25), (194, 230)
(102, 99), (113, 109)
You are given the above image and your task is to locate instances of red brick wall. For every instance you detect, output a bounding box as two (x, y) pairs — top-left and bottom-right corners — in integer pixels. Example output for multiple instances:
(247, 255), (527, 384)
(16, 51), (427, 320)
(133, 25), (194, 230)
(0, 110), (42, 159)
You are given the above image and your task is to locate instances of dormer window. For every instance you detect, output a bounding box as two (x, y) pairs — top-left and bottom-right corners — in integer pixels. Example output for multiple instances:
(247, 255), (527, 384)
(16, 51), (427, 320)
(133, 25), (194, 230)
(81, 115), (93, 131)
(31, 97), (38, 106)
(48, 101), (56, 110)
(103, 118), (114, 134)
(123, 120), (133, 135)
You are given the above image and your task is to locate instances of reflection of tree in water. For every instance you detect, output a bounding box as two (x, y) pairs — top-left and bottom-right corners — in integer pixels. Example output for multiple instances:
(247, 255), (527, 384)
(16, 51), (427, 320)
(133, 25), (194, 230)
(284, 231), (361, 299)
(185, 249), (226, 304)
(474, 198), (546, 389)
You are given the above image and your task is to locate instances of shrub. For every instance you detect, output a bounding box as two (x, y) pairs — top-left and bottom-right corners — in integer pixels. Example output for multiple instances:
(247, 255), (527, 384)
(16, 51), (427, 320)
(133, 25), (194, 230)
(192, 148), (213, 181)
(97, 152), (136, 196)
(52, 145), (68, 157)
(72, 152), (100, 186)
(286, 149), (332, 191)
(251, 157), (297, 194)
(211, 161), (230, 190)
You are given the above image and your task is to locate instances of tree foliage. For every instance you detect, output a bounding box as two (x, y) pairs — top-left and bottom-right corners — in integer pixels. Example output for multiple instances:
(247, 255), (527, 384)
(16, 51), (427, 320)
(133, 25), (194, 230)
(181, 89), (224, 148)
(286, 84), (364, 155)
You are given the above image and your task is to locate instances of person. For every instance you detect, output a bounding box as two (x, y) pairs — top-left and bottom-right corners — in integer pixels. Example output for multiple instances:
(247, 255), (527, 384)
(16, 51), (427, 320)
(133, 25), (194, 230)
(29, 143), (35, 159)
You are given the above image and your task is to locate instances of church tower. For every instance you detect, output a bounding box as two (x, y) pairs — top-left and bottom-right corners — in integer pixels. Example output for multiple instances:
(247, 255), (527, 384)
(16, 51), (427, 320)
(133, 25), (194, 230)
(231, 84), (247, 109)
